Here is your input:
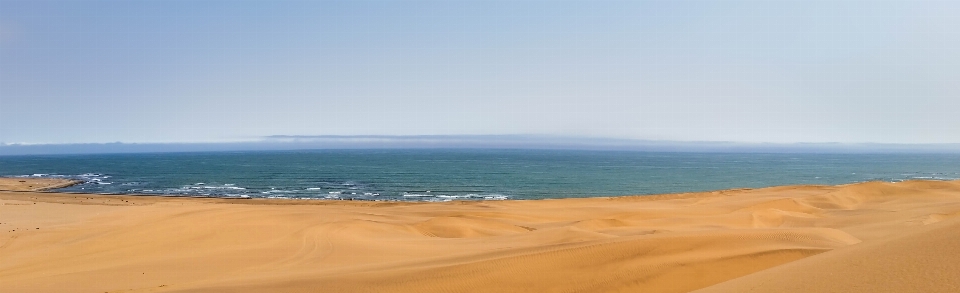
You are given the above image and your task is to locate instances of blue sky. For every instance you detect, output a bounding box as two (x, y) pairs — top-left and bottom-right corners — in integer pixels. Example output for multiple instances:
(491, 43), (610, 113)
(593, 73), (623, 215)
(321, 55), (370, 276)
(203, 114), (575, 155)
(1, 0), (958, 144)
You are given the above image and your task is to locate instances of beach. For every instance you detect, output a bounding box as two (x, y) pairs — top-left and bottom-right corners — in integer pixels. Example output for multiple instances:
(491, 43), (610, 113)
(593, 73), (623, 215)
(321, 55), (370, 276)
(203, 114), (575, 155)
(2, 178), (960, 292)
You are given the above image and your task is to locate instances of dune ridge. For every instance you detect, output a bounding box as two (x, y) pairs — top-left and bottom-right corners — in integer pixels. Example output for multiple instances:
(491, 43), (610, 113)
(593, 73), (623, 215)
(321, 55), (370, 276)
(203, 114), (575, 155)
(2, 178), (960, 292)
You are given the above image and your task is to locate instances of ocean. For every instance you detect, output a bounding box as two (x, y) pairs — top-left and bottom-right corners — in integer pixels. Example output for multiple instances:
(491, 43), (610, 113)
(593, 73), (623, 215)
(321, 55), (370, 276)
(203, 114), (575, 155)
(1, 149), (958, 201)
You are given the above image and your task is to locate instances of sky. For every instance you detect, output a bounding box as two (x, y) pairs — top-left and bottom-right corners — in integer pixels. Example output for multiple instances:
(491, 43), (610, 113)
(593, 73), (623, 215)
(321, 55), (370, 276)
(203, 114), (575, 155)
(1, 0), (958, 145)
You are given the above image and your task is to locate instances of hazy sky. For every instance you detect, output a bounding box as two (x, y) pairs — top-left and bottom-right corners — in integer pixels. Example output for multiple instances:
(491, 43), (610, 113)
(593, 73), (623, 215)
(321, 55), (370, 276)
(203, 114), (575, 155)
(1, 0), (958, 144)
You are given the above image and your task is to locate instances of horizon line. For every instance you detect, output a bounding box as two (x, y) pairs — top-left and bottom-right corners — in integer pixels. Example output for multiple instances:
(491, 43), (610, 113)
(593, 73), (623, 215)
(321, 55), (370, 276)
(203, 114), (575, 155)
(5, 134), (960, 147)
(3, 135), (960, 156)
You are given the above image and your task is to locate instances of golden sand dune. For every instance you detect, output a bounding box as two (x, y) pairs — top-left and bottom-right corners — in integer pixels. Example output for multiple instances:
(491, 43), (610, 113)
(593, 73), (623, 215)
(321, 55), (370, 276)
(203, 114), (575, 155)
(693, 217), (960, 293)
(2, 178), (960, 292)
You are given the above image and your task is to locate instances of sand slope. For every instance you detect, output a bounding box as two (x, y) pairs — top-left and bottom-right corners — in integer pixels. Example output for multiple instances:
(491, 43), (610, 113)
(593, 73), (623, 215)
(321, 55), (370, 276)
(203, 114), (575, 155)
(2, 179), (960, 292)
(693, 217), (960, 293)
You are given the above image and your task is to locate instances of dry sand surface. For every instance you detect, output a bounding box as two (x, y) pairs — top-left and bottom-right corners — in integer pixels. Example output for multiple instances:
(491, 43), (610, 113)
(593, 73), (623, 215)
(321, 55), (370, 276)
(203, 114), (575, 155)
(2, 178), (960, 292)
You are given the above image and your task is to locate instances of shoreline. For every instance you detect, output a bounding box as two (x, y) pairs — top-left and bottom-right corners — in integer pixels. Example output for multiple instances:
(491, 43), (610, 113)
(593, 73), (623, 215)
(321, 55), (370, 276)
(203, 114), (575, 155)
(3, 178), (960, 292)
(0, 177), (83, 192)
(0, 176), (853, 203)
(0, 177), (948, 206)
(33, 179), (84, 191)
(0, 176), (802, 205)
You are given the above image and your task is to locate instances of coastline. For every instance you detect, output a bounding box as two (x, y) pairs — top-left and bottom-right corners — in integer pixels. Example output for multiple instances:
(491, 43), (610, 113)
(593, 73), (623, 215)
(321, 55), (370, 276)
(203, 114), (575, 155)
(3, 178), (960, 292)
(33, 179), (84, 191)
(0, 178), (83, 192)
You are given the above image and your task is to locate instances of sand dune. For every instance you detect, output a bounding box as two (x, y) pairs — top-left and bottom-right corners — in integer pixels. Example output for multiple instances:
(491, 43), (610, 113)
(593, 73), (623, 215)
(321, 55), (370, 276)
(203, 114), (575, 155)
(693, 217), (960, 293)
(2, 178), (960, 292)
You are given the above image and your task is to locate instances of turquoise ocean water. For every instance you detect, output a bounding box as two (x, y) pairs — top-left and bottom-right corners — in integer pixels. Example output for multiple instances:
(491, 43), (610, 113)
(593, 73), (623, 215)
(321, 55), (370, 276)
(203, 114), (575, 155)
(1, 150), (958, 201)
